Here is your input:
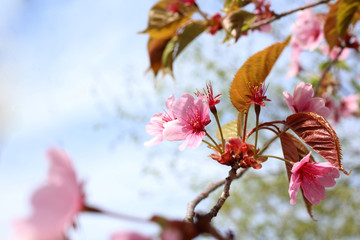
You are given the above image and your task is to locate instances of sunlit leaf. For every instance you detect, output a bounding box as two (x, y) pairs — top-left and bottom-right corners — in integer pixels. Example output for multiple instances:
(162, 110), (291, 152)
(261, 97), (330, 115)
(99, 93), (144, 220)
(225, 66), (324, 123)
(216, 119), (238, 141)
(147, 37), (172, 76)
(140, 0), (195, 39)
(286, 112), (349, 174)
(280, 133), (314, 220)
(162, 21), (206, 76)
(229, 37), (290, 112)
(223, 0), (252, 13)
(324, 1), (340, 50)
(222, 9), (255, 42)
(337, 0), (360, 38)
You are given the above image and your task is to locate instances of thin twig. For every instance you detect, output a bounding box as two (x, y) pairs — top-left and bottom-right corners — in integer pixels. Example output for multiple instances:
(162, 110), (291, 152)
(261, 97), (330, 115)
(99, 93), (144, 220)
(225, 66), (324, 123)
(184, 168), (248, 223)
(314, 46), (344, 95)
(247, 0), (331, 33)
(203, 164), (244, 222)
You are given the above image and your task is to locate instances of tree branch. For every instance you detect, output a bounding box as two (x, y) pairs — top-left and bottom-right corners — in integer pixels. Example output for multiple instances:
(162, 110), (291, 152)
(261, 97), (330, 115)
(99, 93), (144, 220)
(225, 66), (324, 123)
(184, 168), (248, 223)
(314, 47), (344, 95)
(247, 0), (331, 32)
(203, 164), (244, 222)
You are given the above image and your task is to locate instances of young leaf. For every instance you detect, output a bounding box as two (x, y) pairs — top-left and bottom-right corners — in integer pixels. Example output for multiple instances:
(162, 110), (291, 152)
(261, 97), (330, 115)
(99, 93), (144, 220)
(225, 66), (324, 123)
(337, 0), (360, 38)
(216, 119), (238, 141)
(162, 21), (206, 76)
(324, 1), (340, 50)
(140, 0), (195, 39)
(286, 112), (349, 174)
(230, 37), (290, 112)
(223, 0), (252, 13)
(280, 133), (314, 220)
(147, 37), (172, 76)
(222, 9), (255, 42)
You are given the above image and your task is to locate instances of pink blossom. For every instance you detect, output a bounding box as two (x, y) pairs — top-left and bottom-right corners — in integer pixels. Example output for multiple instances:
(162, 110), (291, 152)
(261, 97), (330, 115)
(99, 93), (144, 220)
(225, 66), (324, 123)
(163, 93), (211, 151)
(339, 94), (359, 118)
(320, 45), (350, 61)
(290, 8), (323, 51)
(145, 95), (176, 146)
(254, 0), (273, 33)
(289, 153), (340, 205)
(111, 232), (152, 240)
(13, 148), (84, 240)
(286, 45), (302, 78)
(246, 82), (271, 107)
(283, 82), (330, 118)
(195, 82), (222, 111)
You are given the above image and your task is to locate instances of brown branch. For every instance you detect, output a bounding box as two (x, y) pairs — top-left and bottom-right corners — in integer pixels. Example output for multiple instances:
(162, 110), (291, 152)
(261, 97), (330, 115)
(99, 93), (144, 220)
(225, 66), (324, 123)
(247, 0), (331, 32)
(184, 168), (248, 223)
(202, 164), (244, 222)
(314, 47), (344, 95)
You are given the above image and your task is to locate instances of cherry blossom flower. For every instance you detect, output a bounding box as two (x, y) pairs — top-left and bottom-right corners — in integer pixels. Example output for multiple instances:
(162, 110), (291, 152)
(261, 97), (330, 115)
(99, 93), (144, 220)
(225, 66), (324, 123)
(167, 0), (196, 12)
(163, 93), (210, 151)
(145, 95), (177, 146)
(320, 45), (350, 61)
(111, 232), (152, 240)
(207, 13), (222, 35)
(286, 45), (302, 78)
(246, 83), (271, 107)
(195, 82), (222, 111)
(290, 8), (323, 51)
(289, 152), (340, 205)
(254, 0), (273, 33)
(283, 82), (330, 118)
(210, 138), (263, 169)
(13, 148), (84, 240)
(338, 94), (359, 118)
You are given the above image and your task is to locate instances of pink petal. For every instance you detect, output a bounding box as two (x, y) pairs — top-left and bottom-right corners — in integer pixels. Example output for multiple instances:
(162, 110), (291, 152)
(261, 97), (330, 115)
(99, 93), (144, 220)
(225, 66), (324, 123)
(292, 82), (313, 112)
(289, 172), (302, 205)
(163, 120), (188, 141)
(301, 176), (326, 205)
(309, 97), (330, 118)
(291, 152), (311, 173)
(283, 91), (296, 113)
(179, 131), (206, 151)
(111, 232), (152, 240)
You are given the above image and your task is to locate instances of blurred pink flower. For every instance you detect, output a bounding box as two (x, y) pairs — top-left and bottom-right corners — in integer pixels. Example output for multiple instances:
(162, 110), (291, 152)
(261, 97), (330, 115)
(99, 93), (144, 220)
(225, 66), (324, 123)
(111, 232), (152, 240)
(320, 45), (350, 60)
(286, 45), (302, 78)
(163, 93), (210, 150)
(283, 82), (330, 118)
(145, 95), (177, 146)
(289, 152), (340, 205)
(339, 94), (359, 118)
(13, 148), (84, 240)
(291, 8), (323, 51)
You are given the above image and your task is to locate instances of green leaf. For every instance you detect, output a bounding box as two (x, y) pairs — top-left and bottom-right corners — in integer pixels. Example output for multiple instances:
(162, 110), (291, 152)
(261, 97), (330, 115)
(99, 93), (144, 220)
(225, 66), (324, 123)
(162, 21), (206, 76)
(229, 37), (290, 112)
(337, 0), (360, 38)
(216, 119), (238, 141)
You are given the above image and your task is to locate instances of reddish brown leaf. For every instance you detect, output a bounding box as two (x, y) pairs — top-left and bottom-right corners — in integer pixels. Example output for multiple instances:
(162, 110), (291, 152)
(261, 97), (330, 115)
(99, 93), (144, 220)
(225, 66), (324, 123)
(286, 112), (349, 174)
(147, 37), (172, 76)
(324, 1), (340, 50)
